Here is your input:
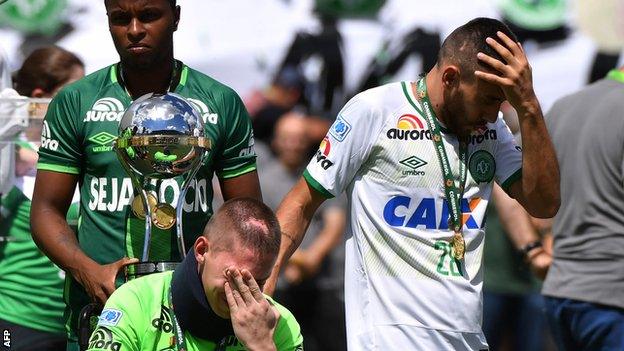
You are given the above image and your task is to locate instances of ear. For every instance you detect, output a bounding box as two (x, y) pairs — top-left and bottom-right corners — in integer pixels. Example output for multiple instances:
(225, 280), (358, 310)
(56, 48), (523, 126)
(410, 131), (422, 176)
(31, 88), (46, 98)
(194, 236), (209, 263)
(173, 5), (180, 31)
(441, 65), (460, 89)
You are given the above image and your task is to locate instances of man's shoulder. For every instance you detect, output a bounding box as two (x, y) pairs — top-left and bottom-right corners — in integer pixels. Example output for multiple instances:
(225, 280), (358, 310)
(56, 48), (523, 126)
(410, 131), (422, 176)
(182, 65), (240, 99)
(111, 271), (172, 302)
(355, 81), (404, 105)
(265, 295), (299, 326)
(60, 65), (114, 96)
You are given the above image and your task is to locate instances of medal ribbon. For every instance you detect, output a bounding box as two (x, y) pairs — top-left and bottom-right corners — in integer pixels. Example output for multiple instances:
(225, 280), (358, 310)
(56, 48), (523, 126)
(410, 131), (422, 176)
(415, 78), (468, 254)
(168, 290), (188, 351)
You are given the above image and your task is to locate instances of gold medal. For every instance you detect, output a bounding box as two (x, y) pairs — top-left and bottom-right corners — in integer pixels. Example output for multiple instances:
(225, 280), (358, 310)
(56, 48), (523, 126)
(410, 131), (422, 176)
(452, 232), (465, 260)
(153, 203), (176, 229)
(131, 193), (157, 219)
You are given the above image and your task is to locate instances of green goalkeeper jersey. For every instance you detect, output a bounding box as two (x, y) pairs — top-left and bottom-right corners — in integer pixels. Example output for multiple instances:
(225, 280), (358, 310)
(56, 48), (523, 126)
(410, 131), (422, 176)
(86, 271), (303, 351)
(36, 61), (257, 337)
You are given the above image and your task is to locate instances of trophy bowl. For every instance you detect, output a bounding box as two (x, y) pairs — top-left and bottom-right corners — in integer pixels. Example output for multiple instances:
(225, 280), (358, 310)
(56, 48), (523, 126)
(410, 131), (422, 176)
(116, 93), (208, 179)
(113, 92), (211, 280)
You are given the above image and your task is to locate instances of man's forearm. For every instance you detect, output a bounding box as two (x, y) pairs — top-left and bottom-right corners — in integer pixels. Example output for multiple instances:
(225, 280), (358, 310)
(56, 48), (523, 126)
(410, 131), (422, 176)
(493, 184), (540, 249)
(517, 100), (561, 217)
(31, 205), (96, 273)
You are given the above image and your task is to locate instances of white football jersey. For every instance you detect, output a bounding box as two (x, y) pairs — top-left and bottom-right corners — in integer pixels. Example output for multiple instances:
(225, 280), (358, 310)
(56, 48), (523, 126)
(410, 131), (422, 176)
(304, 82), (522, 350)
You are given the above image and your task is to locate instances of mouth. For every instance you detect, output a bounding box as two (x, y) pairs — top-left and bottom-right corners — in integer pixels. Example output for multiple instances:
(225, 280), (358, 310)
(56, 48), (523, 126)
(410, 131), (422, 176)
(126, 44), (151, 54)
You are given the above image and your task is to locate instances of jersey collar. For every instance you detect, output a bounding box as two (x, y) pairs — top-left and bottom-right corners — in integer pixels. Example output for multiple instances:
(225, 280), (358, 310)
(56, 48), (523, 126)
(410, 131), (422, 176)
(109, 60), (190, 98)
(171, 250), (234, 342)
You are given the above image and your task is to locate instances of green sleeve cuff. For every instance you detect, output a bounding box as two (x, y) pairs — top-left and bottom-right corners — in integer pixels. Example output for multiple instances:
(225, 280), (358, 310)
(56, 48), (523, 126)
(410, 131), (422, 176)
(500, 168), (522, 194)
(217, 163), (256, 179)
(303, 169), (334, 199)
(37, 163), (80, 174)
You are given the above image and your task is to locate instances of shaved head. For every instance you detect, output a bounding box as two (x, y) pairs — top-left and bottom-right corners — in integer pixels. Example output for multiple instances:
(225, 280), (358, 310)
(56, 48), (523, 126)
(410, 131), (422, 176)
(203, 198), (281, 260)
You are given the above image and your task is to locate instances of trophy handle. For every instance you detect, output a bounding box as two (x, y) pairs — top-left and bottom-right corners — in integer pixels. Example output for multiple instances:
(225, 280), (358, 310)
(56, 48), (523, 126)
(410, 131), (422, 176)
(175, 150), (205, 258)
(114, 146), (153, 262)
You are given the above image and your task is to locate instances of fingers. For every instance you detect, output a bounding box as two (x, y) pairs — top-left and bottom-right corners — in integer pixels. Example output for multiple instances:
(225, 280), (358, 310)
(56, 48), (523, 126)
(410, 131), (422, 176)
(227, 268), (254, 305)
(495, 31), (523, 58)
(224, 281), (238, 313)
(474, 70), (508, 86)
(241, 269), (265, 302)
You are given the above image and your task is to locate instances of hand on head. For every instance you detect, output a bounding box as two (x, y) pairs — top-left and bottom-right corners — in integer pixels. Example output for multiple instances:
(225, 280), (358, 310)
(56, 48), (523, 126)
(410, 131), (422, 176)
(474, 31), (538, 112)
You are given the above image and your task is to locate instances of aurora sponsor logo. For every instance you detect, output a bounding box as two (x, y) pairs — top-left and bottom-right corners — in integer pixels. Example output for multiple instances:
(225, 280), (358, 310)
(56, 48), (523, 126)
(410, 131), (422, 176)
(89, 132), (116, 153)
(152, 305), (174, 333)
(387, 114), (432, 141)
(314, 137), (333, 170)
(83, 98), (125, 122)
(459, 127), (497, 145)
(187, 98), (218, 125)
(87, 177), (209, 213)
(40, 120), (59, 150)
(88, 327), (121, 351)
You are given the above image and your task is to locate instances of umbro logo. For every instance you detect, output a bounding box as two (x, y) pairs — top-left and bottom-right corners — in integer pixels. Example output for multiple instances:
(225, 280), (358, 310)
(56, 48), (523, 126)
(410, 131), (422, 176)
(399, 156), (427, 176)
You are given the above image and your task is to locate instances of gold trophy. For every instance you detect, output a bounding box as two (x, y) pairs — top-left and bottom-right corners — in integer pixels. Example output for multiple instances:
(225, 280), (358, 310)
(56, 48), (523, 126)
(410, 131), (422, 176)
(114, 92), (210, 280)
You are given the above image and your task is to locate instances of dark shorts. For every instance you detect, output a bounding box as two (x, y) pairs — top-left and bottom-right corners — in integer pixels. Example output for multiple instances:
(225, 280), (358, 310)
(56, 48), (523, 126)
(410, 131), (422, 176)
(0, 318), (66, 351)
(544, 296), (624, 351)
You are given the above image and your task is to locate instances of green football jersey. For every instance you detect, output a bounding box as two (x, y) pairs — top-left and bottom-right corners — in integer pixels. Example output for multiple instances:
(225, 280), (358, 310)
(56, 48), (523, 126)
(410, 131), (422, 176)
(86, 271), (303, 351)
(0, 162), (79, 334)
(36, 61), (257, 336)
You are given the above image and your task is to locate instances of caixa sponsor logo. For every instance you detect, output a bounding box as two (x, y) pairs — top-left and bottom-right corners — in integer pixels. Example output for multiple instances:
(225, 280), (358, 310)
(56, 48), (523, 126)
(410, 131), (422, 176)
(88, 327), (121, 351)
(387, 114), (432, 141)
(383, 196), (483, 229)
(40, 120), (59, 150)
(83, 98), (125, 122)
(314, 137), (334, 170)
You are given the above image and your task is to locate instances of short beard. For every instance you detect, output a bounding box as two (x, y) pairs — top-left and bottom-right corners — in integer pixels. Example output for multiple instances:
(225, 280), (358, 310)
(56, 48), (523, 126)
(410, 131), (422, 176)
(442, 88), (469, 136)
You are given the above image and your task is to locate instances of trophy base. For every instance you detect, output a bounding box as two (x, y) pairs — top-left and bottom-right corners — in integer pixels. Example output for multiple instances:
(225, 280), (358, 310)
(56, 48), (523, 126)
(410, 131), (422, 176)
(124, 261), (180, 281)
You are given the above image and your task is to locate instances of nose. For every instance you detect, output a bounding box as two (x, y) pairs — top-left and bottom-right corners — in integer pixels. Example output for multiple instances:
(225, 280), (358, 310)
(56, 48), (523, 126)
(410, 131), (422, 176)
(127, 18), (146, 42)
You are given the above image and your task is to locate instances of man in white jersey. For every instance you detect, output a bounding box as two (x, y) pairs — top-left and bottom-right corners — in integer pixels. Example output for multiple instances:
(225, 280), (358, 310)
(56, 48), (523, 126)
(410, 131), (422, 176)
(265, 17), (560, 350)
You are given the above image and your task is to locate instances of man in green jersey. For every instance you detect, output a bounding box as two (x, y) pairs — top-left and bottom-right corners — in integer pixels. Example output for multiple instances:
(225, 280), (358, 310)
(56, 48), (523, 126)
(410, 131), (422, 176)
(87, 198), (303, 351)
(30, 0), (261, 347)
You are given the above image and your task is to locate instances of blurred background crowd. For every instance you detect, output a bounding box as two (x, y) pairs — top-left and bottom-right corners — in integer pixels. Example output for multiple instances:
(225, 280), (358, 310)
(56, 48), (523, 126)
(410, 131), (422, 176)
(0, 0), (623, 350)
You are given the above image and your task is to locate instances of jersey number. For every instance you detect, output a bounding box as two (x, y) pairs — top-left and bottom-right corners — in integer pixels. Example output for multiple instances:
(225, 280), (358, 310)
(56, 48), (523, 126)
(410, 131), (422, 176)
(434, 241), (462, 276)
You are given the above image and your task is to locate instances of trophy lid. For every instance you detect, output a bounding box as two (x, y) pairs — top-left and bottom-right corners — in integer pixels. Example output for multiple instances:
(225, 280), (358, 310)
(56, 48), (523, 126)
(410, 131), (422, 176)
(115, 92), (210, 179)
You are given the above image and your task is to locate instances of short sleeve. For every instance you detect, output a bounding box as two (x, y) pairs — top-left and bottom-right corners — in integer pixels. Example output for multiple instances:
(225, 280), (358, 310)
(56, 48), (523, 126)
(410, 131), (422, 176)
(214, 89), (257, 179)
(304, 93), (385, 198)
(86, 285), (141, 351)
(494, 117), (522, 193)
(37, 88), (82, 174)
(270, 297), (304, 350)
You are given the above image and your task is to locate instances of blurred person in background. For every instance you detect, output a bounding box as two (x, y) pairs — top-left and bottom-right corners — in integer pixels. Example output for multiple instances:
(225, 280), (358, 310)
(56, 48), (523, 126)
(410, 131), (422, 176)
(542, 66), (624, 351)
(260, 113), (346, 351)
(0, 46), (84, 351)
(29, 1), (261, 349)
